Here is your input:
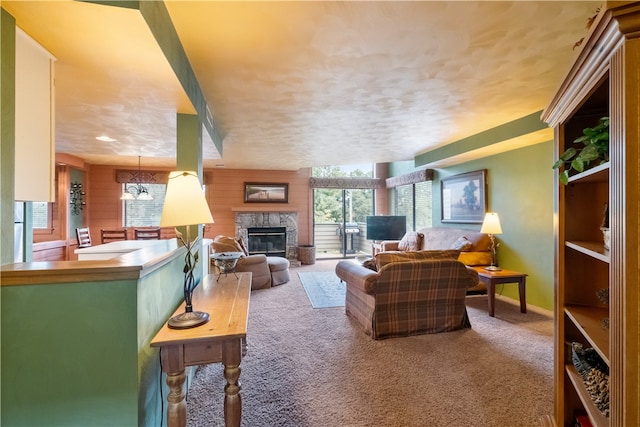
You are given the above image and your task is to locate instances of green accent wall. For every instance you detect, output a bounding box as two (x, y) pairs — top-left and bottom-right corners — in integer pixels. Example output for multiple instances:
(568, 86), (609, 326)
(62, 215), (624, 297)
(1, 253), (188, 426)
(1, 8), (16, 265)
(415, 111), (548, 166)
(430, 141), (555, 310)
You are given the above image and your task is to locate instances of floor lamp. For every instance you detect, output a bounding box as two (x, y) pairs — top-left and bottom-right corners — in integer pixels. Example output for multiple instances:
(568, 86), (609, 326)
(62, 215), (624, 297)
(160, 171), (214, 329)
(480, 212), (502, 271)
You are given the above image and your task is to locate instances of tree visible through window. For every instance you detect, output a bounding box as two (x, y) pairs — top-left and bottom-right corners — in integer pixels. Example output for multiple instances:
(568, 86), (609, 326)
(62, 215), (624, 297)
(123, 183), (167, 227)
(394, 181), (432, 231)
(311, 164), (373, 224)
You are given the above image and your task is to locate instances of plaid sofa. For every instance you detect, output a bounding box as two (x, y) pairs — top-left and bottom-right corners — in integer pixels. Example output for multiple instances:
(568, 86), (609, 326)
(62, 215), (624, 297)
(335, 253), (479, 340)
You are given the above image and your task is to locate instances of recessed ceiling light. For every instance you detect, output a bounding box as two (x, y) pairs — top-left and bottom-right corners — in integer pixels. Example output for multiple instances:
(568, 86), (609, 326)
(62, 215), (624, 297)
(96, 135), (117, 142)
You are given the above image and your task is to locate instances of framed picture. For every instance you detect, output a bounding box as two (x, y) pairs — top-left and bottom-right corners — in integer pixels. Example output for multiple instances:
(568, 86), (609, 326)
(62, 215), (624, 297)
(244, 182), (289, 203)
(440, 170), (487, 223)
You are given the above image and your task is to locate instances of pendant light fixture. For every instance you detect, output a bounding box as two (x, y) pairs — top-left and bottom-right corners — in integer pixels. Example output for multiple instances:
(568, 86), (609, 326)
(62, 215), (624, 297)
(120, 156), (154, 201)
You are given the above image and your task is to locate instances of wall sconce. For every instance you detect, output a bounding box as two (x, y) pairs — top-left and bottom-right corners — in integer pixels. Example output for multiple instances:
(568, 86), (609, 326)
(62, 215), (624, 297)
(70, 182), (86, 215)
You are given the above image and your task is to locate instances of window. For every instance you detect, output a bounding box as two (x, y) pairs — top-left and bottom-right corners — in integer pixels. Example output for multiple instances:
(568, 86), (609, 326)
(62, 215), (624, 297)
(32, 201), (51, 229)
(123, 183), (167, 227)
(395, 185), (414, 231)
(394, 181), (432, 231)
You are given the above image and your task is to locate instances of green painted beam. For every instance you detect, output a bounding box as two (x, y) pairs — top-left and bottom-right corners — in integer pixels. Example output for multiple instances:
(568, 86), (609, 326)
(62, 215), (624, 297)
(78, 0), (140, 10)
(139, 1), (223, 155)
(83, 0), (224, 156)
(415, 111), (548, 167)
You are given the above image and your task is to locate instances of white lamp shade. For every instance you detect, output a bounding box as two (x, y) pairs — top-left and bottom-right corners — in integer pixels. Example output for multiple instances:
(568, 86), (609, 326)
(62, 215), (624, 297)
(160, 171), (214, 227)
(480, 212), (502, 235)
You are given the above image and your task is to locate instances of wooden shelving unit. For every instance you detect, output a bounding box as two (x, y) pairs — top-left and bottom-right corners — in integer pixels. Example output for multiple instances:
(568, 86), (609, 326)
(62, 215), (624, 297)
(541, 2), (640, 426)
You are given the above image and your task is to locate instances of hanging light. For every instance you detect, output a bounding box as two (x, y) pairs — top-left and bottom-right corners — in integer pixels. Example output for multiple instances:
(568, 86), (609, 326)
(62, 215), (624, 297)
(120, 156), (154, 201)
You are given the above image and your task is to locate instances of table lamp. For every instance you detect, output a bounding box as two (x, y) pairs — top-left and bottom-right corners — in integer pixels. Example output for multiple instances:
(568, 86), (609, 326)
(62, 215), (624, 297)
(480, 212), (502, 271)
(160, 171), (214, 329)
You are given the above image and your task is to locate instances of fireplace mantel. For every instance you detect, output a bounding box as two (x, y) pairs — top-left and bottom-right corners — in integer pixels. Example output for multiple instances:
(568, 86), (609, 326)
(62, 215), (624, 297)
(232, 207), (298, 212)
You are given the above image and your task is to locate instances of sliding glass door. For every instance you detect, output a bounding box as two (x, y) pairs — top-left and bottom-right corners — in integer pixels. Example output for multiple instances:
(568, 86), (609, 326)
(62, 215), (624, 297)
(313, 188), (374, 259)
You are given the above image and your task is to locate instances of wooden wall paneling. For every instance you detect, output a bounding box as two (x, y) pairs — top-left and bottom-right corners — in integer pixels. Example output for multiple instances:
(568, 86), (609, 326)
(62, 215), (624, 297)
(37, 163), (314, 252)
(208, 168), (312, 244)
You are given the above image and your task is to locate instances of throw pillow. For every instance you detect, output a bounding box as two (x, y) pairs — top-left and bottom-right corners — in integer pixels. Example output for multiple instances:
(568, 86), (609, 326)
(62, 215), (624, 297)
(458, 251), (492, 266)
(397, 231), (424, 252)
(450, 236), (473, 251)
(235, 237), (249, 256)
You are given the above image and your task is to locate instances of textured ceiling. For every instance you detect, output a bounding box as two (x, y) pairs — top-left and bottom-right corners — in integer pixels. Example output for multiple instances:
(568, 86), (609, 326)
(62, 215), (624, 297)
(3, 1), (600, 170)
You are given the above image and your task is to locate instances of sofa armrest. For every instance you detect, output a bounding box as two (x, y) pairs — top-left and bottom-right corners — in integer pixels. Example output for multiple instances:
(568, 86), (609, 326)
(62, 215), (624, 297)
(380, 240), (400, 251)
(335, 261), (379, 295)
(465, 266), (480, 288)
(237, 254), (268, 266)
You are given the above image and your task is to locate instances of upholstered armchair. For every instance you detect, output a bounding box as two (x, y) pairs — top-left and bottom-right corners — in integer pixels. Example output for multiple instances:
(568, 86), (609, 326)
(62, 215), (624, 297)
(210, 235), (271, 290)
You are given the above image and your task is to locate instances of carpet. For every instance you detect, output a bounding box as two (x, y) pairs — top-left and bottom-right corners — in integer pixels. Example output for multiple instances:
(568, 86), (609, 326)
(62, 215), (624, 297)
(298, 271), (346, 308)
(186, 260), (555, 427)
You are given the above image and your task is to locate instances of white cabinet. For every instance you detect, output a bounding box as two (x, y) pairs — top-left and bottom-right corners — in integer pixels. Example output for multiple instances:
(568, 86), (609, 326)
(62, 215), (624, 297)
(14, 27), (55, 202)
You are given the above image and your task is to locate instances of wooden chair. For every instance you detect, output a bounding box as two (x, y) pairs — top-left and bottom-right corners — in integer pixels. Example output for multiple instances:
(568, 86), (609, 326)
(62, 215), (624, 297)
(76, 227), (92, 248)
(134, 227), (161, 240)
(101, 228), (128, 244)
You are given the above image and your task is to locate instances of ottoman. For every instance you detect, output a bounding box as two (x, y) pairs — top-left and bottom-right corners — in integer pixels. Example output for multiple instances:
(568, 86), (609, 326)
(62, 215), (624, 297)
(267, 256), (290, 286)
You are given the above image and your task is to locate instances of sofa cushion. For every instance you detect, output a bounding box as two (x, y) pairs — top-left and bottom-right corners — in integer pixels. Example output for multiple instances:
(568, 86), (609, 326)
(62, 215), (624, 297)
(375, 249), (460, 270)
(450, 236), (473, 251)
(415, 227), (491, 252)
(397, 231), (424, 252)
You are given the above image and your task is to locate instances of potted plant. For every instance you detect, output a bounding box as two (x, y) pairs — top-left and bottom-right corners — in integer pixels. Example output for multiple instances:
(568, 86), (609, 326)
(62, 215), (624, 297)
(552, 116), (609, 185)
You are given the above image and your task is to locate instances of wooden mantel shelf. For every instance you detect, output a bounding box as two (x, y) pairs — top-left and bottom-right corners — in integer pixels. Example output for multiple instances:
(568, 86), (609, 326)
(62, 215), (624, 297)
(232, 207), (298, 212)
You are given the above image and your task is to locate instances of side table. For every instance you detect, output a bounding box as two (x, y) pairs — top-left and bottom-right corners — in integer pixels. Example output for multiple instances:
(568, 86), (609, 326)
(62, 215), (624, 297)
(471, 266), (527, 317)
(151, 272), (251, 427)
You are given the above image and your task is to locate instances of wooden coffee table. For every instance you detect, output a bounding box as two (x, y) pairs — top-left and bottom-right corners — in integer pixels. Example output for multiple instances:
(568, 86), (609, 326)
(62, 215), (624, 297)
(471, 266), (527, 317)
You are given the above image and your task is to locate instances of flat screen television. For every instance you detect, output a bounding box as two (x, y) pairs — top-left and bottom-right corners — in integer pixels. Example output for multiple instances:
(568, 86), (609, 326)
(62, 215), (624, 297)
(366, 215), (407, 241)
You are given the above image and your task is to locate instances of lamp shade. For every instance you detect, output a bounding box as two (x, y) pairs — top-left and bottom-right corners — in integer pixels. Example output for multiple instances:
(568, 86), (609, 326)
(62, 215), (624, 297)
(480, 212), (502, 235)
(160, 171), (214, 227)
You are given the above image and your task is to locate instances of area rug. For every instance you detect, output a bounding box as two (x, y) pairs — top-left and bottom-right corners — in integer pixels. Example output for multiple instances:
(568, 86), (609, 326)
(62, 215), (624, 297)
(298, 271), (346, 308)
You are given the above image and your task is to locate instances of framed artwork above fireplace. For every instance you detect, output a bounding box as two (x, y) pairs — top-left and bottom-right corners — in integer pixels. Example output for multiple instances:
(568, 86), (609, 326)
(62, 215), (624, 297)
(244, 182), (289, 203)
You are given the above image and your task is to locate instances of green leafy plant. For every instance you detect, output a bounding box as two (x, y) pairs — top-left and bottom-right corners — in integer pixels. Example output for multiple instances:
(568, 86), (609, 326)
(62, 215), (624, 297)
(552, 116), (609, 185)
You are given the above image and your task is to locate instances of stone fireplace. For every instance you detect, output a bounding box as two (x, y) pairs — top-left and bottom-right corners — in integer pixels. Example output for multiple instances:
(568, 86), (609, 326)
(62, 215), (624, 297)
(235, 211), (298, 260)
